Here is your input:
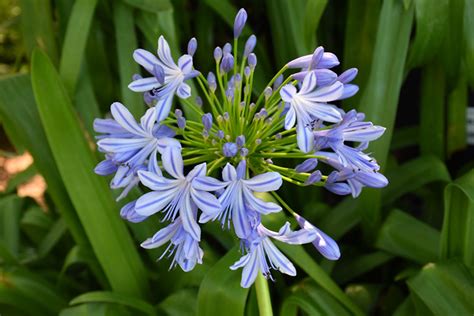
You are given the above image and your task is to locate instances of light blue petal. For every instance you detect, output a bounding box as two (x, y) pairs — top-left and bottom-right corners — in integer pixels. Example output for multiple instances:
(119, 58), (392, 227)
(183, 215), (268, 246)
(296, 123), (313, 153)
(157, 36), (177, 69)
(279, 84), (297, 103)
(140, 220), (180, 249)
(137, 170), (179, 191)
(305, 81), (343, 102)
(133, 48), (159, 73)
(162, 146), (184, 179)
(111, 102), (146, 136)
(181, 193), (201, 241)
(192, 176), (228, 191)
(178, 54), (193, 74)
(240, 249), (259, 288)
(222, 163), (237, 182)
(176, 82), (191, 99)
(242, 186), (282, 214)
(284, 106), (296, 130)
(140, 107), (157, 134)
(299, 71), (317, 94)
(128, 77), (160, 92)
(191, 189), (221, 217)
(242, 172), (282, 192)
(135, 189), (178, 216)
(262, 238), (296, 276)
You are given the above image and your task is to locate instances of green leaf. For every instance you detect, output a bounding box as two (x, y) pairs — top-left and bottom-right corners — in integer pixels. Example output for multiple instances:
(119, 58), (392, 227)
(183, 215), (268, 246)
(407, 261), (474, 315)
(407, 0), (450, 68)
(303, 0), (328, 50)
(278, 243), (365, 316)
(0, 195), (23, 257)
(333, 251), (394, 283)
(0, 74), (88, 248)
(280, 280), (351, 316)
(19, 0), (58, 63)
(37, 218), (67, 258)
(356, 0), (414, 238)
(419, 64), (446, 159)
(391, 126), (419, 150)
(122, 0), (172, 13)
(465, 0), (474, 88)
(382, 156), (451, 205)
(158, 289), (198, 316)
(31, 49), (148, 297)
(75, 69), (102, 136)
(197, 248), (249, 316)
(0, 268), (67, 315)
(265, 0), (307, 65)
(440, 168), (474, 268)
(59, 0), (99, 94)
(113, 1), (144, 118)
(376, 209), (440, 264)
(447, 74), (468, 157)
(343, 0), (381, 107)
(318, 197), (360, 240)
(61, 303), (132, 316)
(70, 291), (156, 315)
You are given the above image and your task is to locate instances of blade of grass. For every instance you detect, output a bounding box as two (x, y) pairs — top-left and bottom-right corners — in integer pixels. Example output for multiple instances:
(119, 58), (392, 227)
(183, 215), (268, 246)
(70, 291), (156, 315)
(19, 0), (58, 63)
(382, 156), (451, 205)
(419, 63), (445, 159)
(333, 251), (394, 284)
(318, 197), (360, 240)
(447, 75), (468, 157)
(113, 1), (144, 118)
(343, 0), (381, 107)
(0, 195), (23, 258)
(407, 261), (474, 315)
(197, 247), (249, 316)
(123, 0), (172, 13)
(406, 0), (449, 68)
(303, 0), (328, 50)
(0, 74), (89, 249)
(465, 0), (474, 87)
(390, 126), (419, 150)
(59, 0), (98, 95)
(356, 0), (414, 239)
(31, 49), (148, 297)
(278, 243), (365, 316)
(440, 168), (474, 269)
(376, 209), (440, 264)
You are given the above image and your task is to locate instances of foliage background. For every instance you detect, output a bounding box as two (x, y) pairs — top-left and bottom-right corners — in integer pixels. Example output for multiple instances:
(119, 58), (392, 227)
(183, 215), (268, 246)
(0, 0), (473, 315)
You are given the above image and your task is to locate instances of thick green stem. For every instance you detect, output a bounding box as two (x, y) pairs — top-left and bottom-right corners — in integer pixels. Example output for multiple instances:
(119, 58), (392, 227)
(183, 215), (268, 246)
(255, 273), (273, 316)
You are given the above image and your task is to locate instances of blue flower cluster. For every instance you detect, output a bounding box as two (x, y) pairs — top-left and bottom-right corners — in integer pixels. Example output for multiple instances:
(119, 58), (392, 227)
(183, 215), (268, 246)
(94, 8), (388, 288)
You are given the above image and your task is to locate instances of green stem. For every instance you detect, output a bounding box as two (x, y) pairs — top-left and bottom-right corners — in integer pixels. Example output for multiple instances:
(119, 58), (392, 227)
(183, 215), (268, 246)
(255, 273), (273, 316)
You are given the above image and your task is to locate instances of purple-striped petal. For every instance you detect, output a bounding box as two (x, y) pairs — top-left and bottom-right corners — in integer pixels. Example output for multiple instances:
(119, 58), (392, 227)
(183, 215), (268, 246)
(157, 36), (176, 69)
(135, 189), (178, 216)
(284, 106), (296, 130)
(162, 145), (184, 179)
(191, 188), (221, 216)
(192, 176), (228, 191)
(133, 49), (160, 73)
(128, 77), (160, 92)
(296, 123), (314, 153)
(280, 84), (296, 103)
(242, 172), (282, 192)
(110, 102), (146, 136)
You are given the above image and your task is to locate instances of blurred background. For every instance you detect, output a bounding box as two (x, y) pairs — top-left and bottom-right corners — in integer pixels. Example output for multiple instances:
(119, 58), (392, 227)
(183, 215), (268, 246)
(0, 0), (473, 315)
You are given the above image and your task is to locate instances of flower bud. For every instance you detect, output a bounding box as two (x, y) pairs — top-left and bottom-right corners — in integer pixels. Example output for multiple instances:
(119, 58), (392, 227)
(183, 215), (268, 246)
(233, 8), (247, 38)
(220, 54), (234, 73)
(223, 142), (238, 157)
(248, 53), (257, 68)
(223, 43), (232, 54)
(207, 72), (217, 92)
(295, 158), (318, 173)
(177, 116), (186, 129)
(236, 135), (246, 147)
(214, 47), (222, 62)
(187, 37), (197, 56)
(201, 113), (213, 131)
(244, 35), (257, 57)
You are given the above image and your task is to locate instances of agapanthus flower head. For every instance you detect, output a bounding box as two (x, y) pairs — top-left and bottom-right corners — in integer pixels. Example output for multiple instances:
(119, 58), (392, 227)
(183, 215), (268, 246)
(94, 7), (388, 286)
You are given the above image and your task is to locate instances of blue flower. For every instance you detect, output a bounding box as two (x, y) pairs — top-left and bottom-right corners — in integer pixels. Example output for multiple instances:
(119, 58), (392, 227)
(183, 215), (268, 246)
(280, 71), (344, 153)
(230, 221), (317, 288)
(193, 160), (282, 239)
(141, 217), (203, 272)
(135, 146), (221, 241)
(318, 151), (388, 197)
(129, 36), (199, 121)
(314, 110), (386, 172)
(295, 214), (340, 260)
(94, 102), (177, 199)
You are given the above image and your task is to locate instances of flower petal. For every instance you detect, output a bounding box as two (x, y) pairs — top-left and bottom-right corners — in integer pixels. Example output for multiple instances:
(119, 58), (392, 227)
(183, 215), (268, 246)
(284, 106), (296, 130)
(140, 220), (181, 249)
(192, 176), (228, 191)
(162, 146), (184, 179)
(296, 123), (314, 153)
(135, 189), (177, 216)
(176, 82), (191, 99)
(242, 172), (282, 192)
(240, 249), (259, 288)
(157, 36), (176, 69)
(191, 189), (221, 217)
(111, 102), (146, 136)
(280, 84), (297, 103)
(242, 187), (282, 214)
(155, 91), (174, 122)
(262, 238), (296, 276)
(137, 170), (179, 191)
(178, 54), (193, 73)
(305, 81), (343, 102)
(300, 71), (317, 94)
(222, 163), (237, 182)
(97, 137), (149, 153)
(133, 49), (159, 73)
(140, 107), (157, 134)
(181, 193), (201, 241)
(128, 77), (160, 92)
